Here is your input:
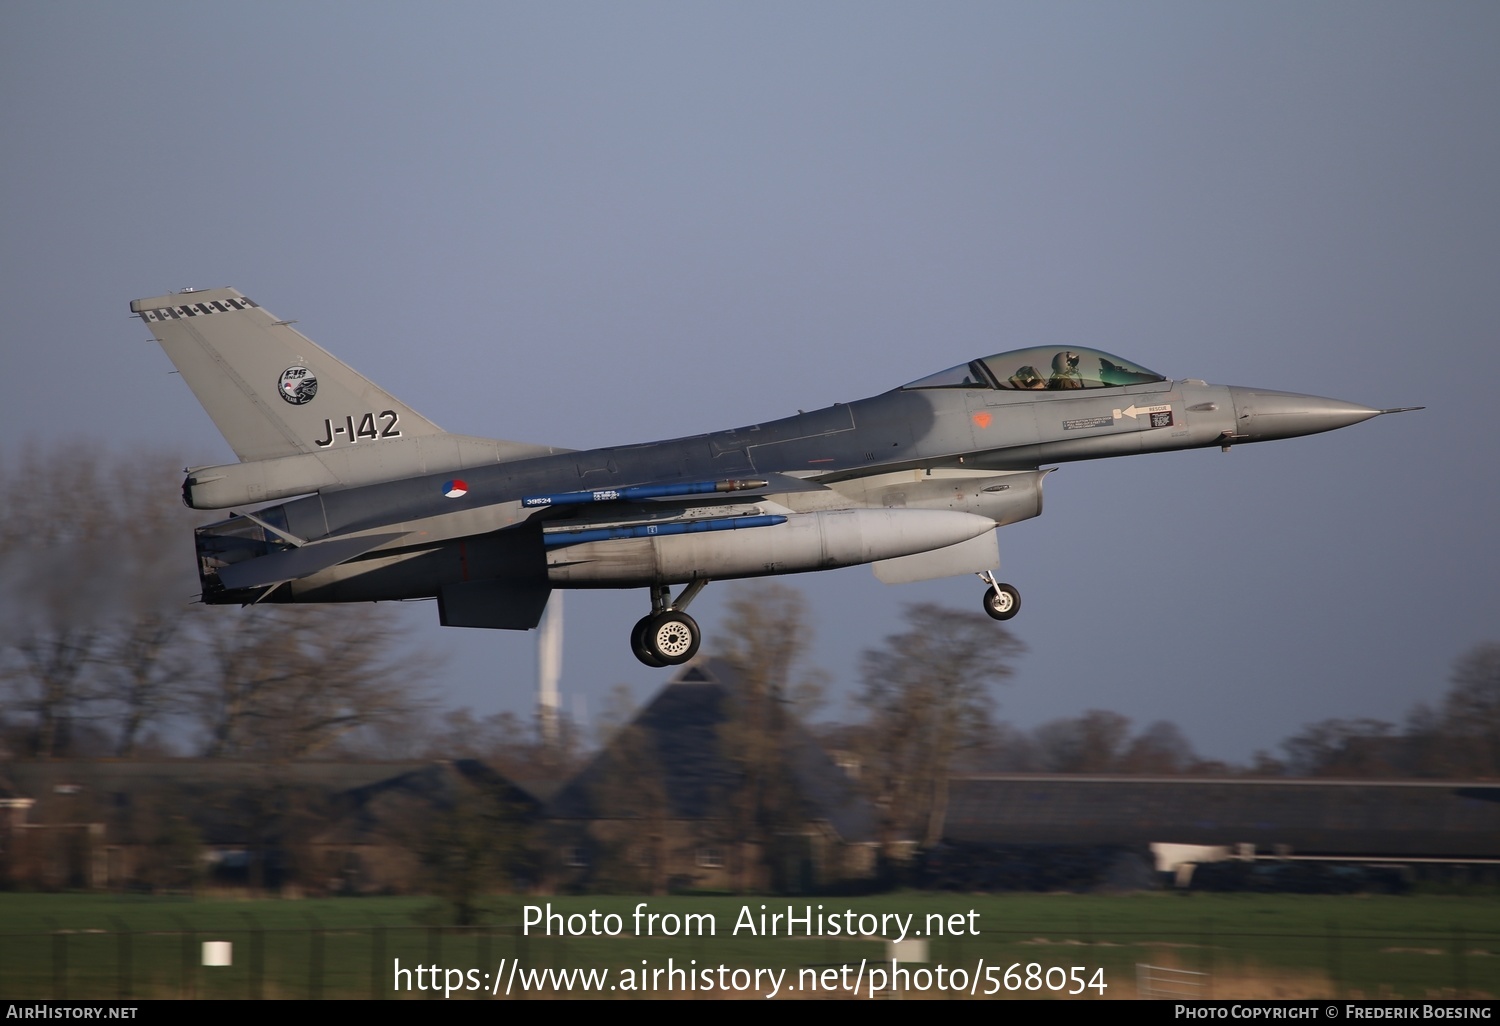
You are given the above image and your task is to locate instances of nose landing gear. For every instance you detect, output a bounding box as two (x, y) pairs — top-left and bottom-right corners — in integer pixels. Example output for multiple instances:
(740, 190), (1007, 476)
(631, 579), (709, 667)
(979, 570), (1021, 621)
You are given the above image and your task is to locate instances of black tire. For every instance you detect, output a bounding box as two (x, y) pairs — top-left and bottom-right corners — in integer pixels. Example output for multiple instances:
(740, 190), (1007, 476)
(983, 583), (1021, 621)
(643, 610), (700, 665)
(631, 615), (668, 667)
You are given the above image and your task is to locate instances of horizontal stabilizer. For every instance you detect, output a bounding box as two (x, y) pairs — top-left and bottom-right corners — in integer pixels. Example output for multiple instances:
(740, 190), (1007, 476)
(217, 532), (407, 591)
(872, 529), (999, 584)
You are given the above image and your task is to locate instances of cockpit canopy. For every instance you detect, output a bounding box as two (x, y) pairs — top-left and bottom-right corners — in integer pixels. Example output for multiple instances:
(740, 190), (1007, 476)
(904, 346), (1166, 391)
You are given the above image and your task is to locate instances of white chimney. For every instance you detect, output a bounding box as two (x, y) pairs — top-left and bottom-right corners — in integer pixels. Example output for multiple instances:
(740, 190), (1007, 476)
(537, 592), (563, 748)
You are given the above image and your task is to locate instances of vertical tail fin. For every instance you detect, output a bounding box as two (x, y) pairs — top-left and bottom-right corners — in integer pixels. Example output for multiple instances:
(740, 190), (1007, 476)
(131, 287), (445, 463)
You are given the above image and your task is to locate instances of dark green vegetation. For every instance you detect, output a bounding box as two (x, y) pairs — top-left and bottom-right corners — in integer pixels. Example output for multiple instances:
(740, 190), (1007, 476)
(2, 892), (1494, 999)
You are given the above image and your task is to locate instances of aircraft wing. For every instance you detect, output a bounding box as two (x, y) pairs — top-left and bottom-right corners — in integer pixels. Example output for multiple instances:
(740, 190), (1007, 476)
(216, 532), (408, 591)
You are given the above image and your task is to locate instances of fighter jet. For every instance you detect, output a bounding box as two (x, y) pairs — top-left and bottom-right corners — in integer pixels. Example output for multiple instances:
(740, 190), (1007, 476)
(132, 288), (1419, 666)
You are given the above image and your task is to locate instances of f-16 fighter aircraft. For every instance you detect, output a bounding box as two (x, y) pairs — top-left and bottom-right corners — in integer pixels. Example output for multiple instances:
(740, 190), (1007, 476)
(132, 288), (1419, 667)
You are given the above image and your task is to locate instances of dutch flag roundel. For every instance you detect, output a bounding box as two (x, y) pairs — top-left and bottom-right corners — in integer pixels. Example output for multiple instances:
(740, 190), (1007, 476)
(443, 479), (468, 499)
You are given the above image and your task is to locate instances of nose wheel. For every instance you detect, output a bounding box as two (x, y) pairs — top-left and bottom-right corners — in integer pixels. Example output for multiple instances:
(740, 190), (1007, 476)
(979, 571), (1021, 621)
(631, 580), (708, 667)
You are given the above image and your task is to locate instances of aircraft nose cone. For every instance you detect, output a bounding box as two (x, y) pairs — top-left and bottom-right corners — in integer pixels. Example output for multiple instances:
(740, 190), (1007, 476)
(1227, 386), (1383, 442)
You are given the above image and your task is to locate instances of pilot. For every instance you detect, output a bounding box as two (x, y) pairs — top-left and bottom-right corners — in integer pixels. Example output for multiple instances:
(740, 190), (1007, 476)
(1047, 351), (1084, 389)
(1006, 365), (1046, 389)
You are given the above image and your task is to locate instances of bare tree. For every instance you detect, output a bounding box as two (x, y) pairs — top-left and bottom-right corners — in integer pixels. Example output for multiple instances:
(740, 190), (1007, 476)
(195, 604), (430, 759)
(1279, 717), (1402, 778)
(1119, 719), (1200, 774)
(711, 582), (826, 891)
(594, 683), (640, 748)
(0, 447), (200, 757)
(104, 610), (193, 757)
(96, 452), (203, 756)
(407, 767), (536, 923)
(1441, 643), (1500, 776)
(587, 712), (673, 893)
(1397, 702), (1458, 778)
(7, 618), (101, 758)
(856, 602), (1023, 849)
(421, 704), (584, 786)
(1032, 709), (1134, 773)
(714, 582), (828, 718)
(955, 720), (1045, 773)
(1, 448), (106, 756)
(1270, 644), (1500, 779)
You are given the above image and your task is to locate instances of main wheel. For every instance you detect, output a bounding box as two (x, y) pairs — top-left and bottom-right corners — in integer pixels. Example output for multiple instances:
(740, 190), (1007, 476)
(631, 616), (668, 667)
(982, 583), (1021, 621)
(642, 610), (701, 665)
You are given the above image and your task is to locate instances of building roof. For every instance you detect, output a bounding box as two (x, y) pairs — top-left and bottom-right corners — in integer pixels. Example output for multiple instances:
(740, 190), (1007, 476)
(2, 759), (538, 846)
(547, 657), (877, 843)
(319, 759), (543, 845)
(942, 775), (1500, 857)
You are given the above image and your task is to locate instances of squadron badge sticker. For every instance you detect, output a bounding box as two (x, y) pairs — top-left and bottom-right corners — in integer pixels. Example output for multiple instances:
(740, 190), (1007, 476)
(278, 365), (318, 405)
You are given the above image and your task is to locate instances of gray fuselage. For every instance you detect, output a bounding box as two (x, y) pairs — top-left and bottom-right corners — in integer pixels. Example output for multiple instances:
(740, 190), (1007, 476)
(196, 376), (1302, 605)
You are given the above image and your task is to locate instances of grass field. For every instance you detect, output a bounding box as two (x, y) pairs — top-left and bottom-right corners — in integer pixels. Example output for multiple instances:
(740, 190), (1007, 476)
(1, 891), (1495, 999)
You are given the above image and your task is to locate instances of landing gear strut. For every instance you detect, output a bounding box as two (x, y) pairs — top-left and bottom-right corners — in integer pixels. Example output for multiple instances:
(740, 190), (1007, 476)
(631, 579), (709, 667)
(979, 570), (1021, 621)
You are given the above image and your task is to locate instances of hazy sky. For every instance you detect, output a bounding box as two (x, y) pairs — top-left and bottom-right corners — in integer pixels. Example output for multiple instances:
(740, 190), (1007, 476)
(3, 2), (1497, 762)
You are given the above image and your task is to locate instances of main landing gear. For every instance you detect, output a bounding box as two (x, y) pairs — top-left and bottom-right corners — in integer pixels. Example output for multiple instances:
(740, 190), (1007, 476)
(631, 579), (709, 667)
(979, 570), (1021, 621)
